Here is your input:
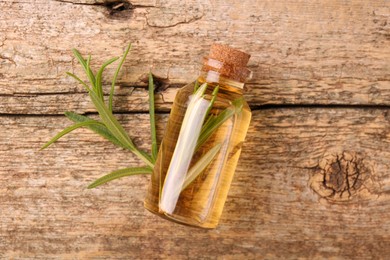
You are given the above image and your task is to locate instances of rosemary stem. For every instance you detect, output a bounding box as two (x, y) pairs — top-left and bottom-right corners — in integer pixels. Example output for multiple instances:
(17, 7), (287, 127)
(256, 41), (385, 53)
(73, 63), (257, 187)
(131, 148), (154, 168)
(148, 73), (158, 162)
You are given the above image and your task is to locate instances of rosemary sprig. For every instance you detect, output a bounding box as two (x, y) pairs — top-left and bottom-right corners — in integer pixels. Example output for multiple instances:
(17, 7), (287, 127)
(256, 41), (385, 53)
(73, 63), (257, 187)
(42, 44), (154, 174)
(42, 44), (243, 190)
(88, 89), (153, 167)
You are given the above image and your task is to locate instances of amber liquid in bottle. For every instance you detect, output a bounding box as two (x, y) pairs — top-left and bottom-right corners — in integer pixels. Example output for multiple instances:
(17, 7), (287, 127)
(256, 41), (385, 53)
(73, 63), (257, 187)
(144, 44), (252, 228)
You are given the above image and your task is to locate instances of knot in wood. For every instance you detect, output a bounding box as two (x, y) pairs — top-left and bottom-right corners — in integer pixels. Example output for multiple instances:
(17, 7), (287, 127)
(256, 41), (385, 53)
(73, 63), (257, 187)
(310, 152), (370, 201)
(324, 154), (362, 193)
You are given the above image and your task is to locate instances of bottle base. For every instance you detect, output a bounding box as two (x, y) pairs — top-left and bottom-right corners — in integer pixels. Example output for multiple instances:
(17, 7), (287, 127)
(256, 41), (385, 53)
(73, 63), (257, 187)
(144, 201), (171, 221)
(144, 201), (218, 229)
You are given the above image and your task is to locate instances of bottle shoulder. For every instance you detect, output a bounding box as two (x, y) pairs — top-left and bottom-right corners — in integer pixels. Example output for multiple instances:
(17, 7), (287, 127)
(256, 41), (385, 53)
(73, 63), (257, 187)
(175, 81), (250, 108)
(176, 82), (196, 95)
(173, 81), (251, 128)
(241, 98), (251, 114)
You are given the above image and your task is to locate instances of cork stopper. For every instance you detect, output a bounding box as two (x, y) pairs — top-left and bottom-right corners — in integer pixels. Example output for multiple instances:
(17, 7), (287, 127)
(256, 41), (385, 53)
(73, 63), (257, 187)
(209, 44), (251, 67)
(201, 44), (251, 84)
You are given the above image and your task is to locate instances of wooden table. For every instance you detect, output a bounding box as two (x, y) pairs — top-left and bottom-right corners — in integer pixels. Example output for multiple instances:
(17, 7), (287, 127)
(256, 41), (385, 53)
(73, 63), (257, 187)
(1, 0), (389, 258)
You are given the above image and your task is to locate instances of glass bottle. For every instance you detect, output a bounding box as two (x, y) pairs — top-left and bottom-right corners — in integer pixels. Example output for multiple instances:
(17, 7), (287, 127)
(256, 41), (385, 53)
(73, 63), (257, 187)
(144, 44), (252, 228)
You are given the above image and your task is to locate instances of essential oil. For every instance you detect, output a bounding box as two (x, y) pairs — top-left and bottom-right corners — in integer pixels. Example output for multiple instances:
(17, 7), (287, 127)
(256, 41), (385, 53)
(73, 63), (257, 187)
(144, 44), (252, 228)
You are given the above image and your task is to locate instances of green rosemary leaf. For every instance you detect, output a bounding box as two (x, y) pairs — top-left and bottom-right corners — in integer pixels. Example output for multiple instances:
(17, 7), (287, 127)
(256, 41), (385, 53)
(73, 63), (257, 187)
(66, 72), (91, 92)
(72, 49), (87, 69)
(198, 83), (208, 96)
(65, 112), (154, 163)
(211, 85), (219, 96)
(96, 57), (119, 102)
(64, 111), (125, 149)
(72, 49), (96, 85)
(196, 108), (235, 150)
(197, 98), (244, 150)
(202, 114), (216, 131)
(158, 142), (165, 195)
(181, 143), (222, 191)
(87, 166), (153, 189)
(89, 90), (134, 148)
(40, 120), (105, 150)
(86, 55), (97, 91)
(109, 43), (132, 112)
(89, 90), (154, 168)
(193, 80), (199, 93)
(148, 73), (158, 162)
(204, 85), (219, 118)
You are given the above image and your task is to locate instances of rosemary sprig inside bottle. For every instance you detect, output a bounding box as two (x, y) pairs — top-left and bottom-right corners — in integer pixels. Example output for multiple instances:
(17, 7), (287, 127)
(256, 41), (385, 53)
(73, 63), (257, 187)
(41, 44), (243, 189)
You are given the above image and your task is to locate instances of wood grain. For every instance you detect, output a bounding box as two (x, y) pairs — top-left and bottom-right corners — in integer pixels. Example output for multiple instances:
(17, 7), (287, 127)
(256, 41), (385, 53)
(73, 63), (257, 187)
(1, 109), (390, 258)
(0, 0), (389, 114)
(1, 0), (390, 258)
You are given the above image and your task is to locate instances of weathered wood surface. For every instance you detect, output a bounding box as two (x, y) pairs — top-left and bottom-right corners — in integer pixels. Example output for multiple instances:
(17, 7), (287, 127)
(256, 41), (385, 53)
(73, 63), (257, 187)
(2, 110), (390, 259)
(1, 0), (390, 259)
(0, 0), (389, 115)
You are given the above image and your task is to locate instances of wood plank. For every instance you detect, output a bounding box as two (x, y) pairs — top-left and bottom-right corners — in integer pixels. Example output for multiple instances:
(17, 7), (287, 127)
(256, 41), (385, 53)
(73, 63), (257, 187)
(1, 0), (390, 258)
(0, 0), (389, 114)
(1, 109), (390, 258)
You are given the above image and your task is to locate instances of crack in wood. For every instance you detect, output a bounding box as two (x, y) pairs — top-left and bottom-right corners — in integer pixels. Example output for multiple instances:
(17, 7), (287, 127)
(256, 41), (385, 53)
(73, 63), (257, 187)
(145, 13), (204, 28)
(0, 54), (16, 65)
(53, 0), (155, 19)
(54, 0), (107, 6)
(0, 110), (167, 117)
(54, 0), (155, 8)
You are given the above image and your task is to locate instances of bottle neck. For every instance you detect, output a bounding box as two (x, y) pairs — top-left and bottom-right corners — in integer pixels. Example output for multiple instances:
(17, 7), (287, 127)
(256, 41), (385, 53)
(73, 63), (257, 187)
(198, 56), (251, 93)
(197, 71), (245, 91)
